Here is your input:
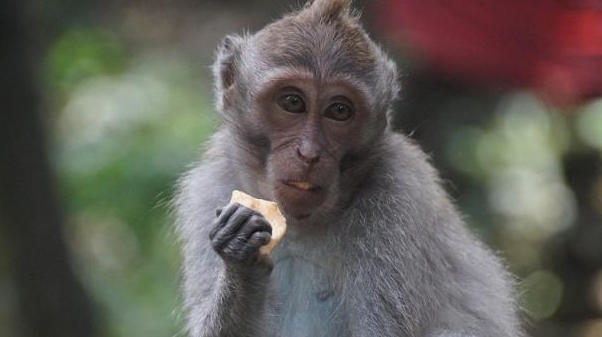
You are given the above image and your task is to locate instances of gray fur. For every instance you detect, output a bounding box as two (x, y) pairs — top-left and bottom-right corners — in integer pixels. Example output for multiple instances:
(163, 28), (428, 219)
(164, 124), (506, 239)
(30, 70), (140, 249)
(175, 131), (523, 337)
(174, 1), (523, 336)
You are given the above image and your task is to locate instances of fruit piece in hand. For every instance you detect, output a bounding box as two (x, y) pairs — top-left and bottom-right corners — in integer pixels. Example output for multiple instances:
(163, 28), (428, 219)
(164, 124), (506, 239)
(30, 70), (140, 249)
(230, 190), (287, 255)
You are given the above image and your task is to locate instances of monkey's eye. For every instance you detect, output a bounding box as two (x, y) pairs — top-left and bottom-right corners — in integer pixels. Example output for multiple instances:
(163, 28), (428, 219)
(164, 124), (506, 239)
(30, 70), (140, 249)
(277, 94), (306, 113)
(324, 103), (353, 122)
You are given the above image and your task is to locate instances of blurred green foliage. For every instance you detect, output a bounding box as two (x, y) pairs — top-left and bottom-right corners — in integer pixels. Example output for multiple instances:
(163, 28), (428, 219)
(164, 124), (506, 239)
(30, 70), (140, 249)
(46, 28), (128, 96)
(44, 26), (217, 337)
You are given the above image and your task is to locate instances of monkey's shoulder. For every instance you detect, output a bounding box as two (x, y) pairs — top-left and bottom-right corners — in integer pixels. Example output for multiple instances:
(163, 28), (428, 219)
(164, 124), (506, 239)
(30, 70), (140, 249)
(354, 132), (454, 215)
(382, 132), (441, 182)
(174, 153), (236, 231)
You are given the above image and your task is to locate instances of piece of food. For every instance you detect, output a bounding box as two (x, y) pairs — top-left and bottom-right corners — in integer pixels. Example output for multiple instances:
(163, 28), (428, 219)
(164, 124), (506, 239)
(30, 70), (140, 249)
(230, 190), (287, 255)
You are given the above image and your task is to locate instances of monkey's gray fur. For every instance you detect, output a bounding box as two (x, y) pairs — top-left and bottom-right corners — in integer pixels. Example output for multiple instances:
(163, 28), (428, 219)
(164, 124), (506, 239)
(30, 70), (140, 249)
(174, 1), (523, 336)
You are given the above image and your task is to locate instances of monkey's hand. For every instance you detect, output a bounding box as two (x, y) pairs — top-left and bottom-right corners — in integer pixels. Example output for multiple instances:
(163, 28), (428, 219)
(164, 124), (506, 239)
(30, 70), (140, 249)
(209, 202), (274, 276)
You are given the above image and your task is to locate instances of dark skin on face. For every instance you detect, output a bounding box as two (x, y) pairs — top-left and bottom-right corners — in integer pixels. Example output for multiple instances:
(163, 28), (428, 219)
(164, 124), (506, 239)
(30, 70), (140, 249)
(251, 73), (372, 220)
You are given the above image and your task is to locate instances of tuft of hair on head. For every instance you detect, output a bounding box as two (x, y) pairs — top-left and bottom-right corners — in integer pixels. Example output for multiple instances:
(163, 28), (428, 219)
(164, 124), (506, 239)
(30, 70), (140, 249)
(304, 0), (353, 22)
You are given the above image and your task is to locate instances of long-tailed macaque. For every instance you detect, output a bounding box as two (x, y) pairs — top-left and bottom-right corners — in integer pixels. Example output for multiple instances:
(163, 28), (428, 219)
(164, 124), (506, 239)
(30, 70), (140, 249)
(174, 0), (523, 336)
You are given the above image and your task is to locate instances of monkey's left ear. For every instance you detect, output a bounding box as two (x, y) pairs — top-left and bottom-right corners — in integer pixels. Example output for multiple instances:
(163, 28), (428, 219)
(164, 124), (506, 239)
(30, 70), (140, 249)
(213, 34), (244, 109)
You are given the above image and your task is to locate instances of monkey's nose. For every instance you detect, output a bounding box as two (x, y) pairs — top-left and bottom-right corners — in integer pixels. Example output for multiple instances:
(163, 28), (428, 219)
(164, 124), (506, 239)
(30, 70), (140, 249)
(297, 145), (321, 165)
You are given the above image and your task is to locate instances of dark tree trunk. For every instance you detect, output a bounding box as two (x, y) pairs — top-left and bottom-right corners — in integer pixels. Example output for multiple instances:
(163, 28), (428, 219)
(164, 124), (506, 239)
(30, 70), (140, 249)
(0, 1), (97, 336)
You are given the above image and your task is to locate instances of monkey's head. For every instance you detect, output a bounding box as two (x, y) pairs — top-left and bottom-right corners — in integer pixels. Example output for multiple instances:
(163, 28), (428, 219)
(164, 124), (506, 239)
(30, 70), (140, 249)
(213, 0), (399, 220)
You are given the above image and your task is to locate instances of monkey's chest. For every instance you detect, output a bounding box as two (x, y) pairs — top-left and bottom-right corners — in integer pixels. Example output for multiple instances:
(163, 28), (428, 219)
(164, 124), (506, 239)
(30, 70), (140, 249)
(271, 255), (349, 337)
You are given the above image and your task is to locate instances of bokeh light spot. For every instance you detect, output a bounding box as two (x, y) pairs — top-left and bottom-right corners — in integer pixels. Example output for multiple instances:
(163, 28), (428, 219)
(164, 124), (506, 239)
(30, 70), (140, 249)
(520, 270), (564, 320)
(576, 99), (602, 150)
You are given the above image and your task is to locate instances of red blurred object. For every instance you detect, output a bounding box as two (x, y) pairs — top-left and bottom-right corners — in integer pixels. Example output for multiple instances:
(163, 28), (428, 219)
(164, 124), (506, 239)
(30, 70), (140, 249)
(375, 0), (602, 106)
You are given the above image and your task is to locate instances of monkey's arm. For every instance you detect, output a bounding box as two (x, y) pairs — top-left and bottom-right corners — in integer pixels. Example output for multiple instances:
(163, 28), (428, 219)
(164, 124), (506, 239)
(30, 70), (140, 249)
(175, 157), (276, 337)
(190, 261), (272, 337)
(341, 185), (519, 337)
(181, 202), (274, 337)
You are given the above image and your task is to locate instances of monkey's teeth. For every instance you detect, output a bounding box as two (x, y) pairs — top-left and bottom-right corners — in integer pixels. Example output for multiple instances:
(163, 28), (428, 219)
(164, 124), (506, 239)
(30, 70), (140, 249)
(290, 182), (311, 190)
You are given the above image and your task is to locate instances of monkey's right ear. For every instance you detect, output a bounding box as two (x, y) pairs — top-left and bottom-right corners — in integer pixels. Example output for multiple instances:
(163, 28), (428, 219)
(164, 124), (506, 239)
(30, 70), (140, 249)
(213, 34), (243, 109)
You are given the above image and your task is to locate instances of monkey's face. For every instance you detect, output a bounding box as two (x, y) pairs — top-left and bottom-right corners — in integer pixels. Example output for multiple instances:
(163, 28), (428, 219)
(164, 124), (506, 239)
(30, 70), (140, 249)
(214, 0), (398, 220)
(247, 73), (383, 220)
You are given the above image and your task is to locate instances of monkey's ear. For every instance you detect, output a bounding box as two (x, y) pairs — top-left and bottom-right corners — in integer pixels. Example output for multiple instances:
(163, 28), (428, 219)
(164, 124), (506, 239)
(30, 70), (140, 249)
(306, 0), (352, 21)
(381, 57), (401, 124)
(213, 34), (243, 108)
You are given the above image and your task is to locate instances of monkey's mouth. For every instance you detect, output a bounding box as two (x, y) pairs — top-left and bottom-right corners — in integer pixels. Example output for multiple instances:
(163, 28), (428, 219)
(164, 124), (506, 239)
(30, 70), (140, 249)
(283, 181), (321, 192)
(276, 180), (326, 220)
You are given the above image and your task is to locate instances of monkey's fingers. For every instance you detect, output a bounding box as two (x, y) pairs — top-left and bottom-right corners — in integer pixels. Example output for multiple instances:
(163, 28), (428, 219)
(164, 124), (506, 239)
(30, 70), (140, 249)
(211, 205), (257, 251)
(244, 231), (272, 257)
(232, 217), (271, 261)
(209, 203), (239, 239)
(219, 231), (270, 263)
(240, 214), (272, 239)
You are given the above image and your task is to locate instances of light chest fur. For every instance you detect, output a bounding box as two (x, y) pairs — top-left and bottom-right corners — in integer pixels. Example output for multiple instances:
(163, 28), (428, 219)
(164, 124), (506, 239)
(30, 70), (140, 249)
(269, 232), (350, 336)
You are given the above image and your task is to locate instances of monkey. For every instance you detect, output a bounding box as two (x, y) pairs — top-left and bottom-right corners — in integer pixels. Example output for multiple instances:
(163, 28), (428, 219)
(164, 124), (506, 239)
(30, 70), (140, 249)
(174, 0), (524, 336)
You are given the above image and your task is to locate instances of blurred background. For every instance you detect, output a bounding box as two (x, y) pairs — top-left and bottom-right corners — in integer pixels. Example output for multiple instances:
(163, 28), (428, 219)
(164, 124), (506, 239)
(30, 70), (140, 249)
(0, 0), (600, 336)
